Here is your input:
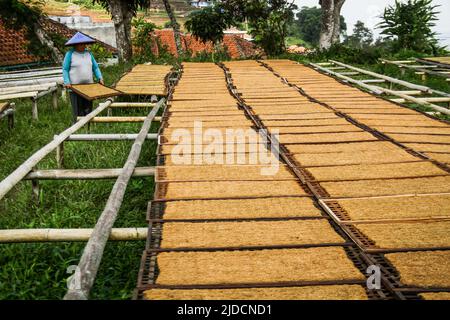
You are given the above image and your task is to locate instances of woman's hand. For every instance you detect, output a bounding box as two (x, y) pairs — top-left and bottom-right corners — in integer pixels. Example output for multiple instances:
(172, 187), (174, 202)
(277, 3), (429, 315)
(64, 84), (72, 89)
(99, 79), (104, 85)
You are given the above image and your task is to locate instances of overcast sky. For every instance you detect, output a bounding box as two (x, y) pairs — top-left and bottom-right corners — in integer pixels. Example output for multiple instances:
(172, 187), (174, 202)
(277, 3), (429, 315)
(294, 0), (450, 47)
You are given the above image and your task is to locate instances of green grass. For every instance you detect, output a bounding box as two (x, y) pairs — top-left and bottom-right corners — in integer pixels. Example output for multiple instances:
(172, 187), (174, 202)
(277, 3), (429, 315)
(0, 61), (162, 299)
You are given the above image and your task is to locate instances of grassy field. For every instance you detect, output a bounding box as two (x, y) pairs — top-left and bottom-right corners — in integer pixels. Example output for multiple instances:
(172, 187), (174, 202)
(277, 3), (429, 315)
(0, 62), (163, 299)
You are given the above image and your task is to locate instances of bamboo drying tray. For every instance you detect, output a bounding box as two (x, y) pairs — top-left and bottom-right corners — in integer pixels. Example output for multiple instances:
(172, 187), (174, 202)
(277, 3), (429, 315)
(374, 126), (450, 135)
(424, 153), (450, 164)
(356, 220), (450, 249)
(263, 119), (350, 127)
(160, 220), (345, 248)
(161, 197), (322, 220)
(287, 141), (397, 154)
(321, 176), (450, 198)
(385, 251), (450, 288)
(259, 113), (337, 120)
(144, 285), (368, 300)
(335, 194), (450, 221)
(155, 247), (365, 285)
(363, 120), (449, 127)
(308, 162), (447, 181)
(404, 143), (450, 153)
(156, 165), (295, 182)
(280, 132), (376, 144)
(387, 134), (450, 144)
(419, 292), (450, 300)
(271, 125), (362, 135)
(293, 150), (418, 166)
(157, 180), (308, 200)
(70, 83), (121, 101)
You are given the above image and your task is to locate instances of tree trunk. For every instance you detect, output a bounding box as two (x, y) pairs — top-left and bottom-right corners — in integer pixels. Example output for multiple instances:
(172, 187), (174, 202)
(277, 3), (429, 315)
(319, 0), (345, 50)
(319, 0), (335, 50)
(163, 0), (184, 56)
(34, 18), (64, 64)
(109, 0), (133, 62)
(332, 0), (345, 44)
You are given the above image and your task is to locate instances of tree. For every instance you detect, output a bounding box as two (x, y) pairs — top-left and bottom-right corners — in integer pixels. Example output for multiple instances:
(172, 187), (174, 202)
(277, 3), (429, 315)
(295, 6), (346, 46)
(377, 0), (439, 53)
(319, 0), (346, 50)
(93, 0), (150, 62)
(0, 0), (64, 63)
(162, 0), (184, 56)
(345, 20), (373, 48)
(185, 0), (297, 56)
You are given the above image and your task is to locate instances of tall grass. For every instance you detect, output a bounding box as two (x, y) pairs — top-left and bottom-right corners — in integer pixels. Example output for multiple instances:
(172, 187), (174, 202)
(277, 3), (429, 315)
(0, 62), (160, 299)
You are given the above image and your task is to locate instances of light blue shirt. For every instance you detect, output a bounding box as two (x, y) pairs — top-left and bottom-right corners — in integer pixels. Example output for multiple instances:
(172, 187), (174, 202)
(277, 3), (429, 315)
(62, 49), (103, 85)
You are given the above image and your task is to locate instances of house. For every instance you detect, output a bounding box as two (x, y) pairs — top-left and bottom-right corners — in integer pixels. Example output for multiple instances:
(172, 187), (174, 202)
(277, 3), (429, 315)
(149, 29), (260, 59)
(0, 17), (116, 69)
(190, 1), (214, 8)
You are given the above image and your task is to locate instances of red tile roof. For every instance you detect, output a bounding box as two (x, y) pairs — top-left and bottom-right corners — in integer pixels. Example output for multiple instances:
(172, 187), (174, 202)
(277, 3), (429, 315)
(0, 18), (116, 68)
(0, 22), (39, 67)
(150, 29), (260, 59)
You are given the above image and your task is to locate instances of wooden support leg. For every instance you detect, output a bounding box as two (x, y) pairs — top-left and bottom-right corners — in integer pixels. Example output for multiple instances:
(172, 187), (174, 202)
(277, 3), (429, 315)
(56, 142), (64, 168)
(52, 90), (58, 109)
(7, 113), (14, 130)
(107, 108), (112, 116)
(32, 98), (38, 120)
(31, 179), (40, 205)
(62, 88), (67, 101)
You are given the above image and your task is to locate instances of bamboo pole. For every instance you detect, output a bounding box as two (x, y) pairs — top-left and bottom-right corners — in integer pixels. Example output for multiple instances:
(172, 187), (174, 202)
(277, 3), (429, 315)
(0, 91), (38, 100)
(310, 62), (383, 95)
(24, 167), (156, 180)
(66, 133), (158, 141)
(379, 87), (450, 115)
(0, 77), (62, 89)
(0, 99), (113, 201)
(0, 69), (61, 80)
(0, 228), (148, 243)
(330, 60), (450, 97)
(82, 116), (162, 123)
(110, 102), (156, 108)
(390, 97), (450, 104)
(0, 83), (55, 94)
(64, 99), (164, 300)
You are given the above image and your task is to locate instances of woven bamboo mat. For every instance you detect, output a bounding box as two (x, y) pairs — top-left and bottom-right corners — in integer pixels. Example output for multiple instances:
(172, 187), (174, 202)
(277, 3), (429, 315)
(70, 83), (121, 101)
(374, 126), (450, 135)
(156, 165), (295, 182)
(424, 152), (450, 164)
(420, 292), (450, 300)
(292, 150), (419, 166)
(286, 141), (397, 154)
(356, 220), (450, 249)
(385, 251), (450, 288)
(387, 133), (450, 144)
(280, 132), (377, 144)
(263, 118), (350, 127)
(155, 247), (365, 285)
(308, 162), (447, 181)
(321, 176), (450, 198)
(144, 285), (368, 300)
(161, 197), (322, 220)
(157, 180), (308, 200)
(404, 143), (450, 153)
(159, 219), (345, 248)
(273, 125), (363, 135)
(335, 194), (450, 221)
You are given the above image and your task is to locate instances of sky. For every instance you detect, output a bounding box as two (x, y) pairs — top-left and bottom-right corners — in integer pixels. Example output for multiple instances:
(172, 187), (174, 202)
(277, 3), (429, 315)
(293, 0), (450, 47)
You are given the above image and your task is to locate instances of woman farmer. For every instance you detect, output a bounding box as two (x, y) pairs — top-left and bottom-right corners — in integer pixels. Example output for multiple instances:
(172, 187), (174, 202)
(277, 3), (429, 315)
(62, 32), (104, 123)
